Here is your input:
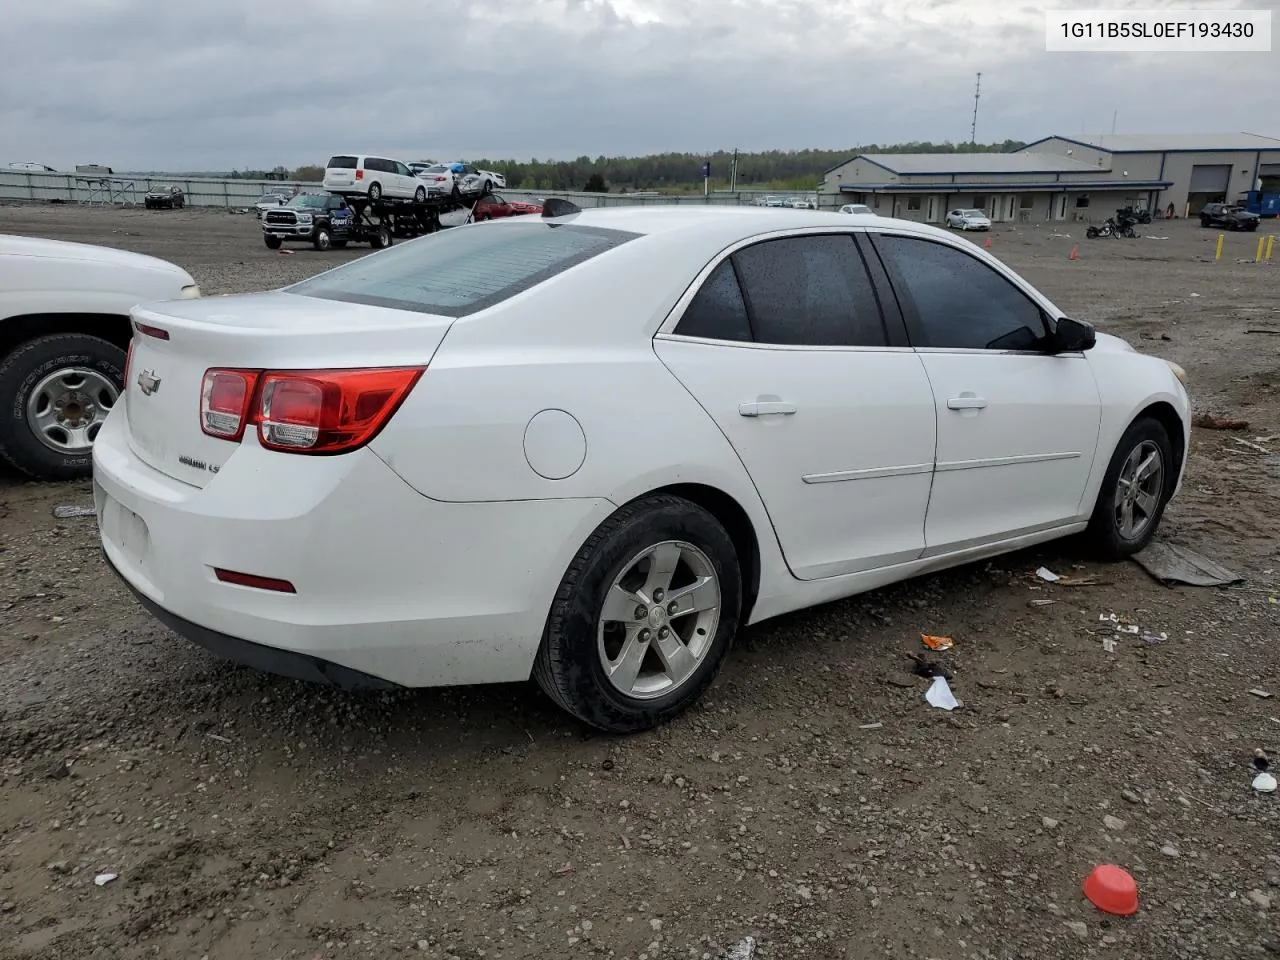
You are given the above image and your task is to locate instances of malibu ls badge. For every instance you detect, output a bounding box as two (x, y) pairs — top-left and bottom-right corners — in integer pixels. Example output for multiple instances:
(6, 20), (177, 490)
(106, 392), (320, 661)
(137, 370), (161, 396)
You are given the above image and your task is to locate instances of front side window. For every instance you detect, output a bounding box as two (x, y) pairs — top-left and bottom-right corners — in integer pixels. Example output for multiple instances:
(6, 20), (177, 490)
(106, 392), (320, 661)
(288, 222), (638, 317)
(873, 235), (1048, 351)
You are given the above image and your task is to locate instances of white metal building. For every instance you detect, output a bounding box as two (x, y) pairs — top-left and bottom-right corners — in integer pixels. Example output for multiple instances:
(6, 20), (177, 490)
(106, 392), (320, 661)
(821, 132), (1280, 223)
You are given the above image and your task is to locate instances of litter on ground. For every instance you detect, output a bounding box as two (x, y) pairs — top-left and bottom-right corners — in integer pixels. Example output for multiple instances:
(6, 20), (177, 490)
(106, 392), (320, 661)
(1132, 542), (1244, 587)
(925, 676), (960, 711)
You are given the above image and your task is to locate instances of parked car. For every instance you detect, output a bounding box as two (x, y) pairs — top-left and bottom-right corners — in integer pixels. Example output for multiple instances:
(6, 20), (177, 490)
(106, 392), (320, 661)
(322, 154), (427, 203)
(471, 193), (543, 220)
(416, 163), (461, 199)
(407, 161), (436, 177)
(945, 208), (991, 230)
(144, 185), (186, 209)
(253, 191), (292, 218)
(478, 168), (507, 190)
(1199, 203), (1260, 231)
(838, 203), (875, 216)
(94, 207), (1188, 734)
(0, 234), (199, 479)
(451, 162), (496, 197)
(789, 199), (815, 209)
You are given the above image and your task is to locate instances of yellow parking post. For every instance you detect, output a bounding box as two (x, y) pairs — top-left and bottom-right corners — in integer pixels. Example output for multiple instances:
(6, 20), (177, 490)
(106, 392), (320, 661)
(1257, 234), (1266, 262)
(1215, 233), (1224, 260)
(1267, 234), (1276, 261)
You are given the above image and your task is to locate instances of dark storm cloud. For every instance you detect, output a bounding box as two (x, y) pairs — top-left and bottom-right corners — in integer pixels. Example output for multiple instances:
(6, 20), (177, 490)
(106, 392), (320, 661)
(1, 0), (1275, 170)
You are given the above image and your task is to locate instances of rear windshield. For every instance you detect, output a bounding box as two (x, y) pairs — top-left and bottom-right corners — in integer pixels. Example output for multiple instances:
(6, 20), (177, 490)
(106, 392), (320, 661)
(327, 156), (357, 169)
(287, 222), (639, 317)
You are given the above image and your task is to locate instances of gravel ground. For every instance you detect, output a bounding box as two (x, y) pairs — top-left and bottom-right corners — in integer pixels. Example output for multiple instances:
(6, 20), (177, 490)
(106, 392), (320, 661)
(1, 203), (1278, 960)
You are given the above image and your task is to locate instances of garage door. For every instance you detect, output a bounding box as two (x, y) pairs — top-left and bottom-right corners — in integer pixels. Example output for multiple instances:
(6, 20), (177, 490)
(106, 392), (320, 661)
(1188, 164), (1231, 193)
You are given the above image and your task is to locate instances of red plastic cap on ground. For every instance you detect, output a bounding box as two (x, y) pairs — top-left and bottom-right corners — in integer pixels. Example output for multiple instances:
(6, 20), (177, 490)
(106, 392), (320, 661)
(1083, 864), (1139, 916)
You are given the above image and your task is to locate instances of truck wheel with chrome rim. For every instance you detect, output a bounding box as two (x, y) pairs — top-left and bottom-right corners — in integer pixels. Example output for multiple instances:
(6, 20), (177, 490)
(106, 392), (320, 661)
(1086, 416), (1174, 559)
(0, 333), (125, 481)
(533, 494), (742, 733)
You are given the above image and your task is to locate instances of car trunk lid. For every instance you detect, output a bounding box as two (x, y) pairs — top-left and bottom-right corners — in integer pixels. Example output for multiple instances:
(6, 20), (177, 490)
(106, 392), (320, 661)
(122, 291), (455, 488)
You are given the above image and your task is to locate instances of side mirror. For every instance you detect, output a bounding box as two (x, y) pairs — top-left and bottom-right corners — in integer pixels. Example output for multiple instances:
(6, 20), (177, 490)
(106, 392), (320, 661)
(1048, 316), (1096, 353)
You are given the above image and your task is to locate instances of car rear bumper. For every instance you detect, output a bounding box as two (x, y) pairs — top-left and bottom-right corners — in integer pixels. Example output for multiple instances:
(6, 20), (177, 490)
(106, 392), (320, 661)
(103, 548), (401, 690)
(92, 407), (614, 689)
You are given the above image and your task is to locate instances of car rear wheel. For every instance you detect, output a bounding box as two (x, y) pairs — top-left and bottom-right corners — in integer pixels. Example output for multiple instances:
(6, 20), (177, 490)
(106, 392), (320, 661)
(414, 185), (426, 203)
(0, 333), (125, 481)
(368, 182), (382, 201)
(1085, 416), (1174, 560)
(533, 494), (742, 733)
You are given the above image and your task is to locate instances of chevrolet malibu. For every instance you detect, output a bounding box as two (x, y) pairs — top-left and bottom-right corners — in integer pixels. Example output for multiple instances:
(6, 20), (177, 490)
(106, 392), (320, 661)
(94, 205), (1190, 733)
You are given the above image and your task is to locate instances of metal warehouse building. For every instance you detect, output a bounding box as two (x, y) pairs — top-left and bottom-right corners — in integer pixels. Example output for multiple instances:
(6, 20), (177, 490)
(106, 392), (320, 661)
(821, 132), (1280, 223)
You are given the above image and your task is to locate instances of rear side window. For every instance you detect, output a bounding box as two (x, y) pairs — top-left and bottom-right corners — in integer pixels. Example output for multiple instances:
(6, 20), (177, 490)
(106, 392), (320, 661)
(288, 222), (639, 318)
(327, 156), (357, 169)
(675, 261), (752, 342)
(733, 235), (887, 347)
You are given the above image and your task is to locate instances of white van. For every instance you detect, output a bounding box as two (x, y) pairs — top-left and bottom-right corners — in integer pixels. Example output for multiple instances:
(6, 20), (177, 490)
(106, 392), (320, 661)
(322, 155), (425, 202)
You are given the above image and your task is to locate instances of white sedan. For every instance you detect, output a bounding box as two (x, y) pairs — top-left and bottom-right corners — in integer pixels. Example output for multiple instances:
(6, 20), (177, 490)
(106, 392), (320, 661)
(94, 206), (1189, 733)
(946, 208), (992, 230)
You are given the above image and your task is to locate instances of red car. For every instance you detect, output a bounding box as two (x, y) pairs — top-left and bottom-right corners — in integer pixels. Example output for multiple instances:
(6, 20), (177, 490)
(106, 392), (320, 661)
(471, 193), (543, 220)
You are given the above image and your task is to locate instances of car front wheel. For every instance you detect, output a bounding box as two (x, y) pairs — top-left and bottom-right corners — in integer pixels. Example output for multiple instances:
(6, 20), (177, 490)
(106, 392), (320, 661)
(1086, 416), (1175, 559)
(533, 494), (742, 733)
(0, 333), (125, 480)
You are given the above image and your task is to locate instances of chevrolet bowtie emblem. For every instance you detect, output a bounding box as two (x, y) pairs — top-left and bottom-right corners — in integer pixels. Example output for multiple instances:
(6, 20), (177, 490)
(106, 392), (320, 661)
(137, 370), (161, 396)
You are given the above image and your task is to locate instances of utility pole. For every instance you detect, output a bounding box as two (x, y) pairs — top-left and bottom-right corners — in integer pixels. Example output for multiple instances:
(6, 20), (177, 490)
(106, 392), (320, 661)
(730, 148), (738, 192)
(970, 72), (982, 143)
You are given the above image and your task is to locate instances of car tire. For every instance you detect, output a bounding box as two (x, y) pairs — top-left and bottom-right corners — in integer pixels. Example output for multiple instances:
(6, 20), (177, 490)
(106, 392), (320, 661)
(0, 333), (125, 481)
(264, 234), (282, 249)
(1085, 416), (1175, 561)
(533, 494), (743, 734)
(368, 182), (382, 202)
(313, 227), (332, 251)
(414, 185), (426, 203)
(371, 224), (392, 249)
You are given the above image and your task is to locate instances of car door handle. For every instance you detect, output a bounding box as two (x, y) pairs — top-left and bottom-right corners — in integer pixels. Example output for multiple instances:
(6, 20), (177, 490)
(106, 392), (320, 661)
(739, 400), (798, 417)
(946, 395), (988, 410)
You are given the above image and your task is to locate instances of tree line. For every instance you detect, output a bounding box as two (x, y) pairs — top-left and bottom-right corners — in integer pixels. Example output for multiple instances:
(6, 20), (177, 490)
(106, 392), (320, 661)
(216, 140), (1027, 192)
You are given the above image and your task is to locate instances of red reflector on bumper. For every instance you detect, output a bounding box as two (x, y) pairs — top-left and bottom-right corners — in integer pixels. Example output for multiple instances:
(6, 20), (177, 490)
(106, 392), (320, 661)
(214, 568), (297, 593)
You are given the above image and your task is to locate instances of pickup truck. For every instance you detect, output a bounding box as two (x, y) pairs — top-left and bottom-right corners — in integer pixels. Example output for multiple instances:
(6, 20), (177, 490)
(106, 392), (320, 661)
(1199, 203), (1261, 231)
(261, 193), (391, 250)
(0, 235), (200, 480)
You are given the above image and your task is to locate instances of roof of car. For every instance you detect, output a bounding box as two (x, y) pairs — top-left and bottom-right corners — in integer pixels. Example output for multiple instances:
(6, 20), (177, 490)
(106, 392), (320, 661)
(536, 204), (949, 242)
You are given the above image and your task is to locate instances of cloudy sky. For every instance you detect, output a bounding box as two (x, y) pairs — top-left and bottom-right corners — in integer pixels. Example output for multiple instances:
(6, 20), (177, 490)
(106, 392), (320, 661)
(1, 0), (1276, 170)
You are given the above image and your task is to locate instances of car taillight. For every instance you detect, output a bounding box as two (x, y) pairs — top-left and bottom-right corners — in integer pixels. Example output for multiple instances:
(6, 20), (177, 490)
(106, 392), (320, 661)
(199, 366), (424, 454)
(124, 339), (136, 386)
(256, 367), (424, 454)
(435, 175), (446, 181)
(201, 369), (260, 441)
(355, 169), (364, 179)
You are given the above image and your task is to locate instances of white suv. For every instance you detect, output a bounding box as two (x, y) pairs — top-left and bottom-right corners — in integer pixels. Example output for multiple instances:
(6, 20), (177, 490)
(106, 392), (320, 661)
(323, 155), (426, 202)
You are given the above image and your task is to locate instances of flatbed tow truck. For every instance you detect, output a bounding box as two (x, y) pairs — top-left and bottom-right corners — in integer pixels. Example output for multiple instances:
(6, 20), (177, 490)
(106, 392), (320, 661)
(261, 191), (479, 251)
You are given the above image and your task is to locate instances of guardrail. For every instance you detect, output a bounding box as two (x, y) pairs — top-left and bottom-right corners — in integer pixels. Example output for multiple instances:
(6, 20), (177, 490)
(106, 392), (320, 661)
(0, 170), (834, 211)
